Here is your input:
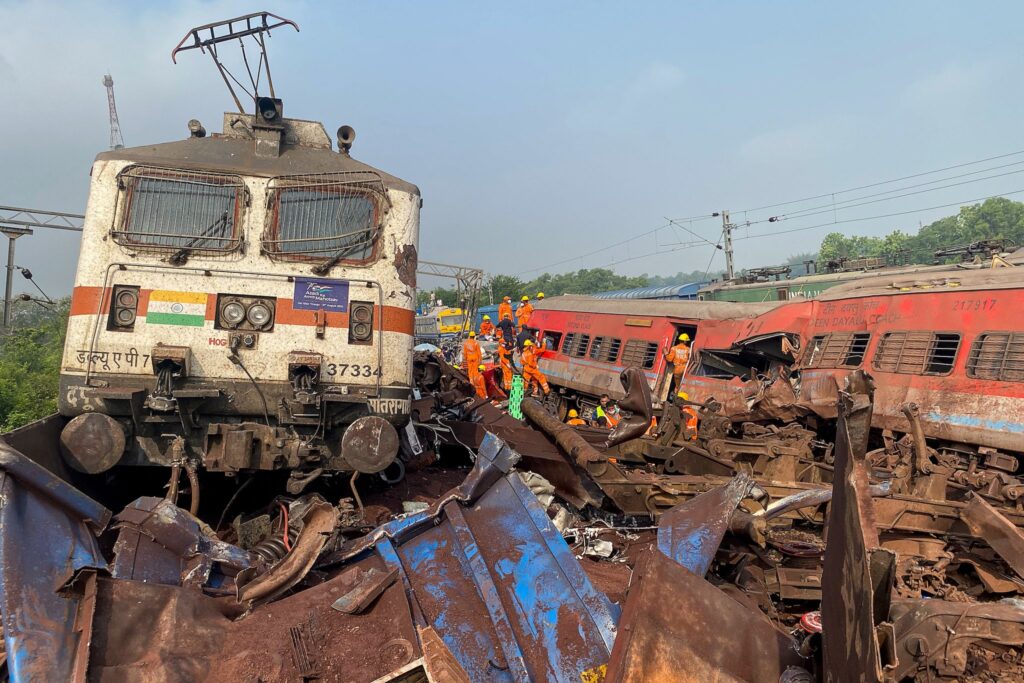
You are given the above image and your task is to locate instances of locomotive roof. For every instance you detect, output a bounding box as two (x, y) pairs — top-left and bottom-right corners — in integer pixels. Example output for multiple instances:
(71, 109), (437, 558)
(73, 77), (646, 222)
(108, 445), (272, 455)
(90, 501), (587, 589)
(819, 262), (1024, 300)
(533, 294), (781, 319)
(95, 113), (419, 196)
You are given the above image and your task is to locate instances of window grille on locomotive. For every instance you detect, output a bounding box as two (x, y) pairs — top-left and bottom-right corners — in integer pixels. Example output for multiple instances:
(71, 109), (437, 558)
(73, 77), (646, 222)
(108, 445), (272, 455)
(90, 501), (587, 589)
(111, 166), (246, 254)
(262, 172), (391, 261)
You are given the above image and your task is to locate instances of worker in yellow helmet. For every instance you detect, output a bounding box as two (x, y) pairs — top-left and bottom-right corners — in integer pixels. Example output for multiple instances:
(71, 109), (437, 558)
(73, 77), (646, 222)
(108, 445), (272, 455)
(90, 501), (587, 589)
(516, 295), (534, 331)
(479, 314), (494, 337)
(566, 408), (586, 426)
(521, 339), (549, 395)
(676, 390), (699, 441)
(472, 364), (488, 399)
(537, 292), (545, 300)
(664, 332), (691, 395)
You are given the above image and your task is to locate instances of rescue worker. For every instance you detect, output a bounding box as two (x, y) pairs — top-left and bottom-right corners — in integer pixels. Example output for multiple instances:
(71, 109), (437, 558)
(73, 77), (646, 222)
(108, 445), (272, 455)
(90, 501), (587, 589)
(463, 332), (482, 383)
(479, 314), (494, 337)
(594, 394), (619, 428)
(498, 296), (513, 324)
(516, 295), (534, 330)
(521, 339), (550, 396)
(677, 391), (699, 441)
(566, 409), (586, 426)
(472, 364), (488, 399)
(664, 333), (691, 395)
(537, 292), (545, 301)
(496, 336), (514, 390)
(496, 313), (516, 345)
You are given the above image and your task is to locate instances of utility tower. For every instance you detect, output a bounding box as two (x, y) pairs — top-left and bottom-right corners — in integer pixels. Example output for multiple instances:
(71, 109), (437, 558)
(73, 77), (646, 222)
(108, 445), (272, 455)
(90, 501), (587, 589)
(102, 74), (125, 150)
(721, 209), (735, 280)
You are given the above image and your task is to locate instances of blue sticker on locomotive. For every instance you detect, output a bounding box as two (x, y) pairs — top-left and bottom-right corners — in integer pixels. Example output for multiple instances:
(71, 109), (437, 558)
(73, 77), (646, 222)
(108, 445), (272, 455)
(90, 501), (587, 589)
(293, 278), (349, 312)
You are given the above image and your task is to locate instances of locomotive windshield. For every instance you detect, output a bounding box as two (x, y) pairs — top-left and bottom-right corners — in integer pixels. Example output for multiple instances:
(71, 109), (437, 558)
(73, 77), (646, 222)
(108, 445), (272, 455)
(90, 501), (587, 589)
(114, 166), (244, 252)
(275, 188), (376, 257)
(264, 173), (389, 265)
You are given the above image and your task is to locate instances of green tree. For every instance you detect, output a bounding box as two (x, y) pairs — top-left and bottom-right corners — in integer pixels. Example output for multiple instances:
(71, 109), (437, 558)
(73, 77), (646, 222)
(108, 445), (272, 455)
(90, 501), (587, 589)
(0, 298), (70, 430)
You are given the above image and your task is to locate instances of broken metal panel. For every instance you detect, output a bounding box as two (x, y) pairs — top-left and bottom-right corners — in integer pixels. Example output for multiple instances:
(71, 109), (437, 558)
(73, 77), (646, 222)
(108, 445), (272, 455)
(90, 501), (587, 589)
(888, 599), (1024, 680)
(656, 473), (754, 577)
(111, 496), (252, 591)
(605, 549), (805, 683)
(961, 493), (1024, 580)
(821, 371), (897, 683)
(336, 434), (619, 681)
(0, 442), (110, 683)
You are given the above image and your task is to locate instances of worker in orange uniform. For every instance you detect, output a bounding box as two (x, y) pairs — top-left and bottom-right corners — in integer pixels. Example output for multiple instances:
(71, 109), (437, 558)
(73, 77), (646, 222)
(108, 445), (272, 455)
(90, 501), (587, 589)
(479, 315), (495, 337)
(664, 333), (691, 395)
(566, 409), (586, 426)
(521, 339), (550, 396)
(516, 295), (534, 331)
(496, 337), (514, 391)
(472, 364), (488, 399)
(498, 296), (513, 325)
(463, 332), (482, 384)
(677, 391), (699, 441)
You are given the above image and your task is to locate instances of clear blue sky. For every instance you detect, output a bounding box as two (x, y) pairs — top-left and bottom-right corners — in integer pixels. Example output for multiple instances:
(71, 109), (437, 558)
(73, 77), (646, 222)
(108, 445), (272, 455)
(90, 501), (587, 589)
(3, 1), (1023, 296)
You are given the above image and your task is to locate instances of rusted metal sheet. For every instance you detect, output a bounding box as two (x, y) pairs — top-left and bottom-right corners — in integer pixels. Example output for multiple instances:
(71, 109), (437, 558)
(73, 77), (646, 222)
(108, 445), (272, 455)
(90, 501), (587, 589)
(605, 549), (806, 682)
(330, 434), (619, 681)
(821, 371), (896, 683)
(604, 366), (652, 447)
(111, 496), (251, 590)
(961, 492), (1024, 580)
(888, 599), (1024, 680)
(657, 473), (754, 576)
(0, 435), (110, 683)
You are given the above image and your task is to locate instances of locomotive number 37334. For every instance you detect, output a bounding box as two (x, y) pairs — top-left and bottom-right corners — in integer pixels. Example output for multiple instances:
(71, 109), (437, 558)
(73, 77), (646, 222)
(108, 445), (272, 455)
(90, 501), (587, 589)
(325, 363), (382, 378)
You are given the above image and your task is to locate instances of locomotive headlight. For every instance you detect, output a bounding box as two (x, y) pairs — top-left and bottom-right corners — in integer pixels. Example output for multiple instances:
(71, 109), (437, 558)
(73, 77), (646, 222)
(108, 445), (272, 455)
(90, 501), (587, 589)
(221, 301), (246, 327)
(115, 308), (136, 326)
(246, 302), (273, 328)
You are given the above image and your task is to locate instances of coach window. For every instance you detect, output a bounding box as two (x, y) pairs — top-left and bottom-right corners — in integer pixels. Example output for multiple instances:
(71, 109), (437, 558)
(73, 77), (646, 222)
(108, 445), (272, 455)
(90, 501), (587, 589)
(542, 330), (564, 351)
(570, 334), (592, 358)
(589, 336), (622, 363)
(113, 166), (245, 253)
(806, 332), (871, 368)
(562, 333), (578, 356)
(967, 332), (1024, 382)
(263, 173), (389, 265)
(621, 339), (658, 369)
(873, 331), (961, 376)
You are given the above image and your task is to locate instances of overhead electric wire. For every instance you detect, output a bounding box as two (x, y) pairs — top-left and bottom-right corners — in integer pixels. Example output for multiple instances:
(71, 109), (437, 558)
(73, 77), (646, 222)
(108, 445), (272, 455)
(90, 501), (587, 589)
(737, 188), (1024, 241)
(735, 148), (1024, 214)
(741, 167), (1024, 226)
(520, 212), (719, 276)
(528, 148), (1024, 276)
(763, 159), (1024, 221)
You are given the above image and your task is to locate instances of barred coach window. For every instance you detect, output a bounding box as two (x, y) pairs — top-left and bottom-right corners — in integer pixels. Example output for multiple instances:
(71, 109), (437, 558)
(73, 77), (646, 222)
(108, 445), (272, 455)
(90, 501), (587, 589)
(264, 173), (390, 263)
(113, 166), (244, 253)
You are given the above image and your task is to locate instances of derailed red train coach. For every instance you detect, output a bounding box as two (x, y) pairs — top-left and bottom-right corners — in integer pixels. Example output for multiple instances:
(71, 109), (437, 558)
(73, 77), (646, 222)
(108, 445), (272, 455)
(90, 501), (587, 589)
(528, 296), (780, 415)
(682, 266), (1024, 460)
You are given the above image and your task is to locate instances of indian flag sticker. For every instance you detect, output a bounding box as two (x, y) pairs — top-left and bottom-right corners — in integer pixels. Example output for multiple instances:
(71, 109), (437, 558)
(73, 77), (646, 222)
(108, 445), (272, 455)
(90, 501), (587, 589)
(146, 290), (208, 327)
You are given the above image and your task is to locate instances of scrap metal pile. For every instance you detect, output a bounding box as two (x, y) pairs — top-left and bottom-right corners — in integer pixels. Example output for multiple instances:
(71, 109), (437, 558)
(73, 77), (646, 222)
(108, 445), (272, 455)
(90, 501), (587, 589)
(3, 354), (1024, 681)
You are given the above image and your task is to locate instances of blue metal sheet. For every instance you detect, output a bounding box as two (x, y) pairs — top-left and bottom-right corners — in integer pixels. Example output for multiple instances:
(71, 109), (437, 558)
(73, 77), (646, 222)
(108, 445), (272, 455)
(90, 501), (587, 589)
(0, 442), (109, 682)
(358, 434), (619, 682)
(657, 473), (754, 576)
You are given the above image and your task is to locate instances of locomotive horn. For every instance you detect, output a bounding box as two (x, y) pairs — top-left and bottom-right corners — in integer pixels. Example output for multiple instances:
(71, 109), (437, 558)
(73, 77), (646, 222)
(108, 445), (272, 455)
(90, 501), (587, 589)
(337, 125), (356, 154)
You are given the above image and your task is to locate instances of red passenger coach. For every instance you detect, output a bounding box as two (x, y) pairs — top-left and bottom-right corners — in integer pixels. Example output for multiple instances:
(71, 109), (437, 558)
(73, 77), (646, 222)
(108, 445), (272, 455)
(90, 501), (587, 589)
(528, 296), (780, 415)
(681, 266), (1024, 460)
